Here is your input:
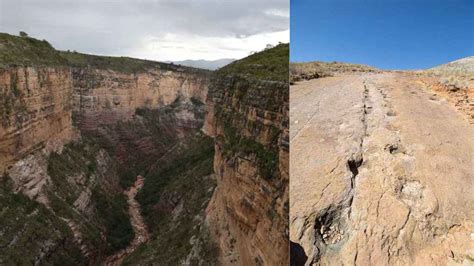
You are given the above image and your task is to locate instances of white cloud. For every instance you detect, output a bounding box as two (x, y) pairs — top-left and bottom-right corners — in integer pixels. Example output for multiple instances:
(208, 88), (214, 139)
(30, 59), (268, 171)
(131, 30), (289, 61)
(0, 0), (289, 61)
(264, 8), (290, 18)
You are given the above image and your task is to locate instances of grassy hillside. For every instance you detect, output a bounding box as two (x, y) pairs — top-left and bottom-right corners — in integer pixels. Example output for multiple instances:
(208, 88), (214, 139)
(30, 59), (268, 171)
(0, 32), (209, 73)
(427, 56), (474, 75)
(0, 33), (67, 67)
(217, 43), (289, 82)
(59, 51), (209, 74)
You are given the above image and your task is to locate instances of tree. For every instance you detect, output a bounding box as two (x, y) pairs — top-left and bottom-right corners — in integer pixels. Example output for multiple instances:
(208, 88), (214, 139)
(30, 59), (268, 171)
(265, 44), (274, 50)
(19, 31), (28, 37)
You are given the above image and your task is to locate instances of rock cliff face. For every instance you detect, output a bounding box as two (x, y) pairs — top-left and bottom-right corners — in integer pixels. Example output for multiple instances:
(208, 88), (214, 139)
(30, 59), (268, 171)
(0, 66), (74, 173)
(204, 44), (289, 265)
(71, 67), (208, 131)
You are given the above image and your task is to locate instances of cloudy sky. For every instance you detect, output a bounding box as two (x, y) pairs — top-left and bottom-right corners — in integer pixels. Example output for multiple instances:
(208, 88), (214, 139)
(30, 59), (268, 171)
(0, 0), (288, 61)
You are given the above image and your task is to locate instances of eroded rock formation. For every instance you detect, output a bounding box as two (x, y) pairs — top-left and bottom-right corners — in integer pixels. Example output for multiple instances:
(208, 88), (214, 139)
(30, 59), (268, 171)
(290, 67), (474, 265)
(71, 67), (208, 131)
(0, 66), (74, 172)
(204, 44), (289, 265)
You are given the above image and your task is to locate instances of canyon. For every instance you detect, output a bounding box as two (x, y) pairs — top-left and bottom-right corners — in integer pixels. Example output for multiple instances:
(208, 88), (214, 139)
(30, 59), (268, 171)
(290, 59), (474, 265)
(0, 32), (289, 265)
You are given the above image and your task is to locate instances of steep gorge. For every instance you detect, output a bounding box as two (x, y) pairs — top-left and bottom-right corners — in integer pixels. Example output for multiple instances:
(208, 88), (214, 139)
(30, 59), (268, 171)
(0, 33), (289, 265)
(0, 33), (212, 264)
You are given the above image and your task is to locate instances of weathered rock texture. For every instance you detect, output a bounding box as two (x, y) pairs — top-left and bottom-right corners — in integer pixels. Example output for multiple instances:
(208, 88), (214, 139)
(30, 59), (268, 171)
(71, 67), (209, 131)
(290, 69), (474, 265)
(0, 66), (74, 172)
(421, 56), (474, 123)
(205, 44), (289, 265)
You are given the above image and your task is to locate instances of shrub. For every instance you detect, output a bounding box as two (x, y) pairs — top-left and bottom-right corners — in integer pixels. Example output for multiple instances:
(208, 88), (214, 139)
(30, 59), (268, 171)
(92, 188), (134, 254)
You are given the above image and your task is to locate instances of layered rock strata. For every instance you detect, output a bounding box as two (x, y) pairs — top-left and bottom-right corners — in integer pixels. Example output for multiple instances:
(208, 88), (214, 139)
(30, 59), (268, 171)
(71, 67), (209, 131)
(204, 44), (289, 265)
(0, 66), (74, 172)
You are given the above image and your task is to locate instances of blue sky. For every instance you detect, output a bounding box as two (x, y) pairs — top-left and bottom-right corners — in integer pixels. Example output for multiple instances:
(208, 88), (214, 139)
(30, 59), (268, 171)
(290, 0), (474, 69)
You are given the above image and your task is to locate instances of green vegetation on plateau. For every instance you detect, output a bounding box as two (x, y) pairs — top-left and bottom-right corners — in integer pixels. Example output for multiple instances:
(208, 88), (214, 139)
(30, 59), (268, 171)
(59, 50), (208, 74)
(217, 43), (289, 82)
(0, 33), (67, 67)
(0, 32), (209, 73)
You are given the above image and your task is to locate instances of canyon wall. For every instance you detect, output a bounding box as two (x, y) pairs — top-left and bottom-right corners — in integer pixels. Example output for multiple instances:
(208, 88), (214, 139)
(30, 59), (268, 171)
(71, 66), (209, 132)
(0, 66), (74, 173)
(204, 44), (289, 265)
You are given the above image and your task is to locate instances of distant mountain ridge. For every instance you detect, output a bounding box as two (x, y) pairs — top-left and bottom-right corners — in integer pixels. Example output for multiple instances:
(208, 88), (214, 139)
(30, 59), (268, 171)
(168, 58), (235, 70)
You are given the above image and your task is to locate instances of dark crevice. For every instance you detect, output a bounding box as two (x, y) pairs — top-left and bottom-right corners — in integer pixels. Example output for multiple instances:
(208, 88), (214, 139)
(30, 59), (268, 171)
(346, 81), (369, 218)
(347, 158), (363, 179)
(313, 81), (370, 264)
(347, 157), (363, 190)
(361, 83), (369, 140)
(290, 241), (308, 266)
(387, 144), (398, 154)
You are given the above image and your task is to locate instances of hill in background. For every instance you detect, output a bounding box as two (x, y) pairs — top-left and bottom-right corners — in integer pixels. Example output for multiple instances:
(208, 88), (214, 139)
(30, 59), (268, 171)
(168, 58), (235, 70)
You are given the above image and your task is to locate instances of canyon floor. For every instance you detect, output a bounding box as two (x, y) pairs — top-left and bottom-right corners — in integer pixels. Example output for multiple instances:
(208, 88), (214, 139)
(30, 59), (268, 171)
(105, 175), (149, 265)
(290, 71), (474, 265)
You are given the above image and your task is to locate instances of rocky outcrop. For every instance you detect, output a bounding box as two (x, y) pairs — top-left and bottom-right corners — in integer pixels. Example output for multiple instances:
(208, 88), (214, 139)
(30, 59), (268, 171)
(204, 44), (289, 265)
(421, 57), (474, 123)
(0, 66), (74, 173)
(290, 72), (474, 265)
